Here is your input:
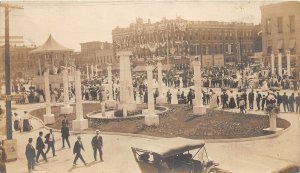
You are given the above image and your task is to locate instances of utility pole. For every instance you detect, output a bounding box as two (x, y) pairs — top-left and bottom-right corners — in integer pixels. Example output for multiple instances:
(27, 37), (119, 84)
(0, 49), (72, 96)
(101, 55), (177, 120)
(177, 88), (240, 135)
(0, 2), (23, 140)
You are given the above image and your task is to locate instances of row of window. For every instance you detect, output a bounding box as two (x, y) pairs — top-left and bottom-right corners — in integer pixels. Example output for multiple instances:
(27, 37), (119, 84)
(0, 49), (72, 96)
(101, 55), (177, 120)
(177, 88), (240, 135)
(266, 15), (295, 34)
(95, 55), (114, 64)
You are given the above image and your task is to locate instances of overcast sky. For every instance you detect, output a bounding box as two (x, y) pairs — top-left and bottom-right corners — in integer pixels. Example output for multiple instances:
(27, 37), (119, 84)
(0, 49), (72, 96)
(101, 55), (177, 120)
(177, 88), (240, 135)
(0, 0), (286, 51)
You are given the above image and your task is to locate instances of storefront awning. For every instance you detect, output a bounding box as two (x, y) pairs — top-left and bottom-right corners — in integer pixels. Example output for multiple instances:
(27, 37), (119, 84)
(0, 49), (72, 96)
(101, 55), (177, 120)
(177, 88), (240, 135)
(289, 39), (296, 49)
(277, 40), (283, 50)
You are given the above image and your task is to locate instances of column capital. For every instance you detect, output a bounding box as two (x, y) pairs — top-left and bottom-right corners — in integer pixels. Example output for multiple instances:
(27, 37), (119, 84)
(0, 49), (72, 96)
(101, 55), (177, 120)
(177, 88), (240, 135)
(117, 51), (133, 57)
(75, 70), (81, 76)
(193, 60), (201, 67)
(146, 65), (153, 71)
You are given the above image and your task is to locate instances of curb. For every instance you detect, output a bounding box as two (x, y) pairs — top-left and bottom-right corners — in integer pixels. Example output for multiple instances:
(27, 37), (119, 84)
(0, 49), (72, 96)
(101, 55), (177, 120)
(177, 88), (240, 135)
(30, 112), (292, 143)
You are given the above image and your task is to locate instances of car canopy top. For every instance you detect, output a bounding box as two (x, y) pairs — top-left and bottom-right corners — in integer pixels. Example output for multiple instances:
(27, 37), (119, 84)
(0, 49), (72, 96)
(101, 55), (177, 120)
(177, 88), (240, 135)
(132, 137), (205, 159)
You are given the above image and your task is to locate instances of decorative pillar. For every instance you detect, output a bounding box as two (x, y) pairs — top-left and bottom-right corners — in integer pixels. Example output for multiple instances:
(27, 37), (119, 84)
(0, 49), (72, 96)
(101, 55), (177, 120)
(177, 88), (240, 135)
(287, 51), (291, 76)
(145, 65), (159, 126)
(43, 69), (55, 124)
(86, 65), (89, 79)
(156, 62), (166, 104)
(107, 65), (113, 100)
(72, 71), (88, 131)
(271, 53), (275, 75)
(90, 65), (94, 78)
(193, 60), (206, 115)
(278, 53), (282, 77)
(117, 51), (137, 111)
(101, 102), (106, 117)
(95, 65), (98, 77)
(60, 70), (73, 114)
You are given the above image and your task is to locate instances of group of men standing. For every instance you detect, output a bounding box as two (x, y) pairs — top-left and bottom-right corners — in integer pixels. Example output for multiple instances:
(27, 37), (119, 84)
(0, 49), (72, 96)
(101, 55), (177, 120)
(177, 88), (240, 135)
(25, 117), (104, 172)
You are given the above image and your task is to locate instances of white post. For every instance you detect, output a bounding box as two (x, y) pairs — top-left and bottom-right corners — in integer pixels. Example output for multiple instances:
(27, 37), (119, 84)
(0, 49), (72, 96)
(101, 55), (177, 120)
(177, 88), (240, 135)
(95, 65), (98, 77)
(61, 70), (73, 114)
(156, 62), (166, 104)
(86, 65), (89, 79)
(72, 71), (88, 131)
(107, 65), (113, 100)
(193, 60), (206, 115)
(101, 102), (106, 117)
(147, 66), (155, 115)
(271, 53), (275, 75)
(90, 65), (94, 78)
(117, 51), (136, 111)
(144, 65), (159, 126)
(278, 53), (282, 77)
(287, 51), (291, 76)
(43, 69), (55, 124)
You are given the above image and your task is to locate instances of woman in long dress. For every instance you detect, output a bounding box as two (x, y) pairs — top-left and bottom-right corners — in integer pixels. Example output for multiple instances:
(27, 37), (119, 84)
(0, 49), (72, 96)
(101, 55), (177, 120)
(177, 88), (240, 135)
(210, 92), (218, 108)
(228, 91), (236, 109)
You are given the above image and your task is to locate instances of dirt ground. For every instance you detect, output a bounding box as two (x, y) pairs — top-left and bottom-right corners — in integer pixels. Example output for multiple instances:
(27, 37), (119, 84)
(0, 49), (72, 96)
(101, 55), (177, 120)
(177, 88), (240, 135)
(30, 103), (290, 139)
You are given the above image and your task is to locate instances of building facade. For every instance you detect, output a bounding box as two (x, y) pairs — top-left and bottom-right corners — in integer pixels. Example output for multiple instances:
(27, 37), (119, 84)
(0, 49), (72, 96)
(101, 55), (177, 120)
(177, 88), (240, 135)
(0, 45), (35, 79)
(76, 41), (115, 67)
(112, 17), (257, 67)
(261, 1), (300, 68)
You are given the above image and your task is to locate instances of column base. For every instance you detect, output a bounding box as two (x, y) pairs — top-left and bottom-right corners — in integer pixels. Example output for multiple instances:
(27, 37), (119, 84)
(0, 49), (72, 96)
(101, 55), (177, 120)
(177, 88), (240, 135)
(72, 119), (88, 131)
(117, 103), (137, 112)
(145, 114), (159, 126)
(157, 97), (167, 104)
(43, 114), (55, 125)
(60, 105), (73, 114)
(193, 106), (207, 115)
(263, 127), (283, 133)
(106, 100), (117, 109)
(171, 98), (178, 105)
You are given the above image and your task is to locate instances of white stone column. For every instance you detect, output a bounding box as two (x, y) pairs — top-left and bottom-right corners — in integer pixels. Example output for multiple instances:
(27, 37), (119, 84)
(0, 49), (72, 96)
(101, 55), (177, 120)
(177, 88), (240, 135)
(101, 102), (106, 117)
(278, 53), (282, 77)
(287, 51), (291, 76)
(95, 65), (98, 77)
(271, 53), (275, 75)
(193, 60), (206, 115)
(43, 69), (55, 124)
(72, 71), (88, 131)
(107, 65), (113, 100)
(90, 65), (94, 78)
(86, 65), (89, 79)
(156, 62), (166, 104)
(61, 70), (73, 114)
(117, 51), (137, 111)
(145, 65), (159, 126)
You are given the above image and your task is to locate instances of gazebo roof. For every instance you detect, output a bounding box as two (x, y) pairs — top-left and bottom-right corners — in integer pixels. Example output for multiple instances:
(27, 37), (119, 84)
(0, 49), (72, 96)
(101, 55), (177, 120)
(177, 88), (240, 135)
(30, 34), (73, 54)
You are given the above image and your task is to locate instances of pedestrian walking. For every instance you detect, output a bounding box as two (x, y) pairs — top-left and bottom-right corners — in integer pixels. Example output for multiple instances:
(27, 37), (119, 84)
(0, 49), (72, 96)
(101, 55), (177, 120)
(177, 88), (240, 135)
(166, 90), (172, 104)
(36, 131), (47, 163)
(73, 136), (87, 166)
(248, 89), (254, 109)
(289, 93), (295, 112)
(25, 138), (36, 172)
(296, 93), (300, 114)
(91, 130), (103, 161)
(239, 98), (246, 114)
(256, 91), (262, 110)
(61, 124), (71, 148)
(61, 115), (69, 127)
(282, 92), (289, 112)
(45, 129), (56, 157)
(0, 141), (7, 173)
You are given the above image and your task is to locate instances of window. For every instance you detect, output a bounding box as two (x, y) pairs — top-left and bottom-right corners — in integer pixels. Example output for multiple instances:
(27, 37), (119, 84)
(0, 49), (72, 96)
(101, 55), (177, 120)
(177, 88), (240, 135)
(266, 19), (271, 34)
(289, 16), (295, 32)
(277, 17), (283, 33)
(266, 40), (272, 54)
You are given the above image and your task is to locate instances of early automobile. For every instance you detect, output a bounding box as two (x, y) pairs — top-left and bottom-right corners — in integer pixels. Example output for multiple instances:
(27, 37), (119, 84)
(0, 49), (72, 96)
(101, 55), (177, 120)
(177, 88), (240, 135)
(131, 137), (219, 173)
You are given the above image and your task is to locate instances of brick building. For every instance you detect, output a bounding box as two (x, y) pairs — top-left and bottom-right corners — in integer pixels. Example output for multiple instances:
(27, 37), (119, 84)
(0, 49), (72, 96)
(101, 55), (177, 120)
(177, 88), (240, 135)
(76, 41), (115, 67)
(112, 17), (258, 67)
(261, 1), (300, 67)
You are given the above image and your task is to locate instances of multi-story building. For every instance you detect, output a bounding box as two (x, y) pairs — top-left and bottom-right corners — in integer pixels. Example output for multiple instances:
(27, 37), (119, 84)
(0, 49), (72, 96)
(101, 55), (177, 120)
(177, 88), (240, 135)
(261, 1), (300, 68)
(112, 17), (257, 67)
(76, 41), (115, 67)
(0, 45), (35, 79)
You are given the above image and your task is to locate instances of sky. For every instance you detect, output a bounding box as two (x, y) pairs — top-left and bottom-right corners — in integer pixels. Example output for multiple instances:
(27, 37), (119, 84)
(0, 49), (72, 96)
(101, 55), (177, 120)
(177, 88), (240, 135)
(0, 0), (287, 51)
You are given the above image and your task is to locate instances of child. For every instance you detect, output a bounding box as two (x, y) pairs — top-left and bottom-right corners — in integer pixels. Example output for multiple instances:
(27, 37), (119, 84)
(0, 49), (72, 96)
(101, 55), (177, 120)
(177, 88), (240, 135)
(239, 98), (246, 114)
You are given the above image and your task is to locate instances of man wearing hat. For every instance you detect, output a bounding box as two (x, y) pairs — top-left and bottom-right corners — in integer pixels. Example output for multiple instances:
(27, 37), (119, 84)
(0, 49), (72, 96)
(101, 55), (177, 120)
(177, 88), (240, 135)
(91, 130), (103, 161)
(73, 136), (87, 166)
(25, 138), (36, 172)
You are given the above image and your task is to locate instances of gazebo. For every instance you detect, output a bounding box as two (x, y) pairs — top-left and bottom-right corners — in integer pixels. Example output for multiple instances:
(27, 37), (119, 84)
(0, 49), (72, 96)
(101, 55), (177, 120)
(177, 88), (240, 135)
(30, 34), (73, 75)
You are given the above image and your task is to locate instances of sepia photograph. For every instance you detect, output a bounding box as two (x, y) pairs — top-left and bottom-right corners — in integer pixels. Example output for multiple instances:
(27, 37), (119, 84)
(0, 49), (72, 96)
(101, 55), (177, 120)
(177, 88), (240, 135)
(0, 0), (299, 173)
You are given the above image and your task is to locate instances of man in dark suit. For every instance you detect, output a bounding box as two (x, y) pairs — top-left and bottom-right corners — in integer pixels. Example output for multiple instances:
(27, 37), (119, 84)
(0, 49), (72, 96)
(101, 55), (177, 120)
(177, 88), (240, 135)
(256, 91), (262, 110)
(36, 131), (47, 163)
(45, 129), (56, 157)
(248, 90), (254, 109)
(241, 91), (247, 109)
(282, 92), (289, 112)
(91, 130), (103, 161)
(61, 115), (69, 127)
(25, 138), (36, 172)
(73, 136), (87, 166)
(61, 124), (71, 148)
